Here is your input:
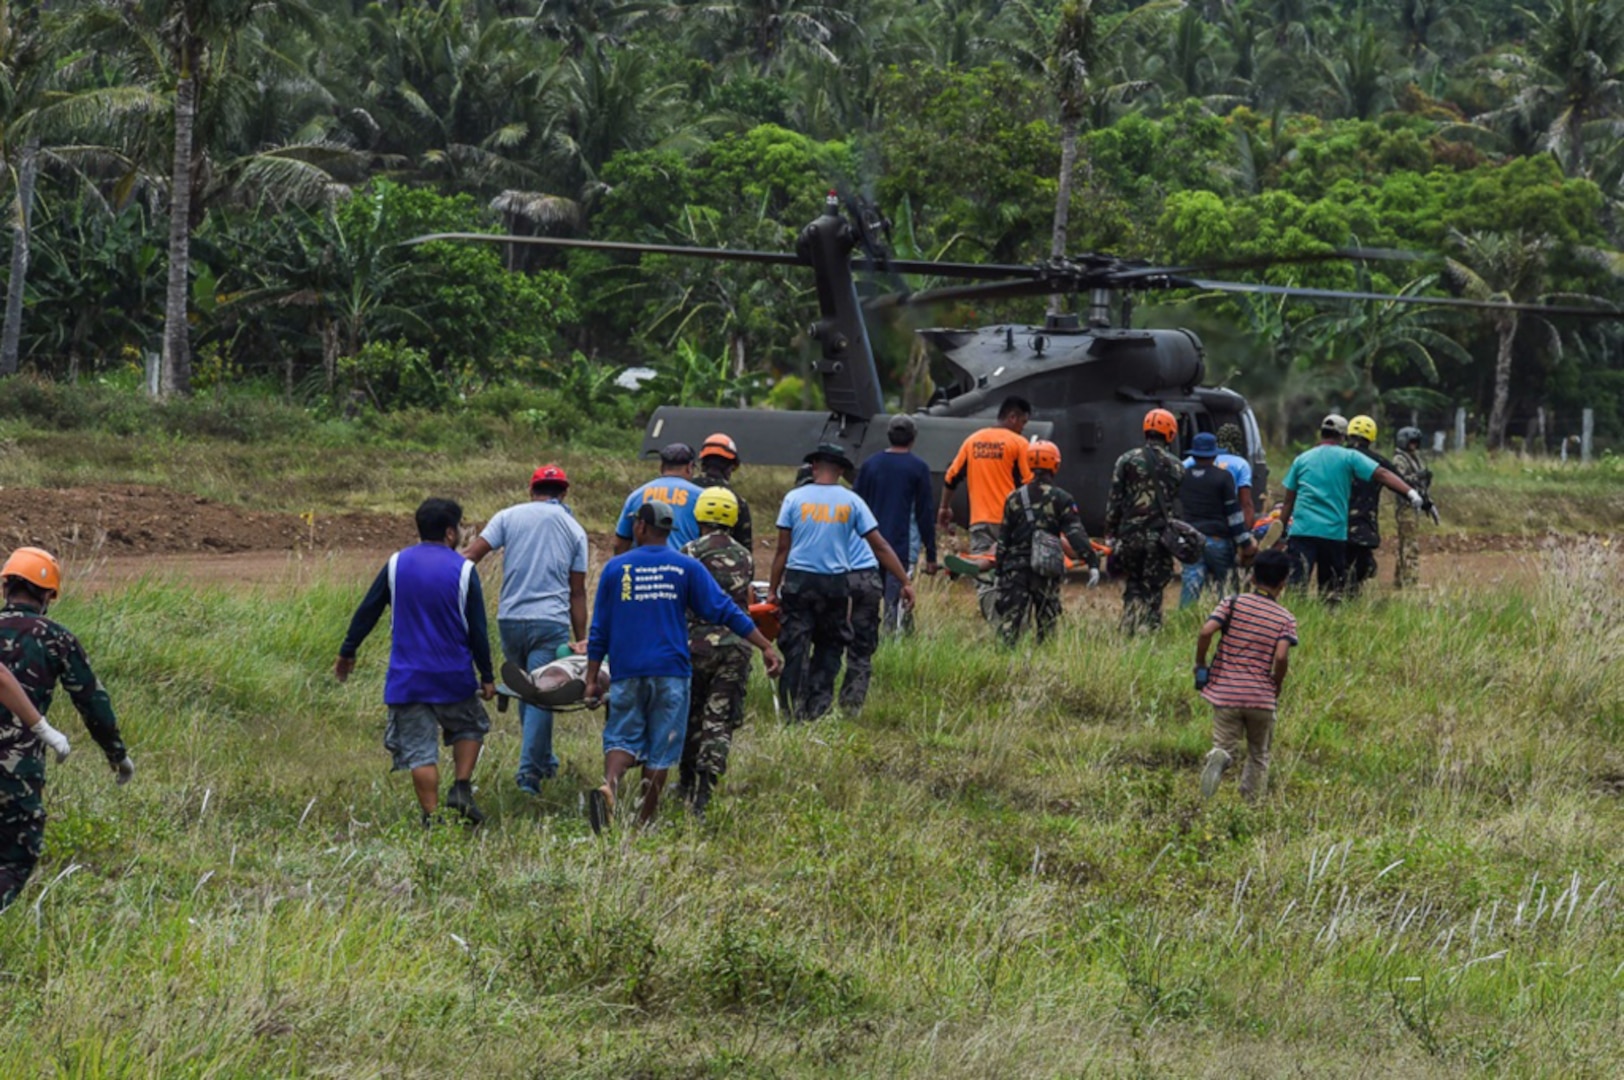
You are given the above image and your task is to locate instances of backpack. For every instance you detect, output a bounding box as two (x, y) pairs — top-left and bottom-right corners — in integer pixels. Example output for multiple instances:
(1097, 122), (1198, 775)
(1019, 485), (1066, 579)
(1142, 447), (1205, 565)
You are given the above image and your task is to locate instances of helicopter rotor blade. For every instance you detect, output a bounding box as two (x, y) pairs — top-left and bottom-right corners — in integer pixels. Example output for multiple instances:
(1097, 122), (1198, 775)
(1112, 247), (1428, 281)
(405, 232), (806, 267)
(862, 258), (1049, 280)
(864, 278), (1057, 310)
(1189, 279), (1624, 318)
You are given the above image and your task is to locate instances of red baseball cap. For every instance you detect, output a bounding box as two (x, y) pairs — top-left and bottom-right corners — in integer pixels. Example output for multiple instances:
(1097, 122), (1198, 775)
(530, 464), (569, 489)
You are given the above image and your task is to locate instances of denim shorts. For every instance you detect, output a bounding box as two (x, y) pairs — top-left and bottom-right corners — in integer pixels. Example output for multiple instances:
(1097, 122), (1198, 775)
(601, 675), (690, 770)
(384, 697), (490, 771)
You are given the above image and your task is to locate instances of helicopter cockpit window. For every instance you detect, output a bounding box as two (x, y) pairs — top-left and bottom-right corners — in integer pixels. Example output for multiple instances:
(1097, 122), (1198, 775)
(1176, 412), (1210, 456)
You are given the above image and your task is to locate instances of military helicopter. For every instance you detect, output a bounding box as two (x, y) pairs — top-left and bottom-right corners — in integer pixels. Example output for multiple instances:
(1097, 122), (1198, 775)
(417, 193), (1622, 533)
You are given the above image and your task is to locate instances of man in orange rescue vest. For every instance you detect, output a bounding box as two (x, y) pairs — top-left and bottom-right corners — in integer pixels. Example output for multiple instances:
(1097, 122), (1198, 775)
(939, 396), (1033, 619)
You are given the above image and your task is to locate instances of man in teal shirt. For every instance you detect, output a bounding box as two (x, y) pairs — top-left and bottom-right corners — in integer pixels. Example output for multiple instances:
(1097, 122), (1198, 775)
(1279, 414), (1427, 600)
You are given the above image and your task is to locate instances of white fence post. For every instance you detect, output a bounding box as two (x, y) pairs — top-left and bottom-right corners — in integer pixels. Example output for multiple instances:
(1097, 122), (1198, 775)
(1582, 408), (1594, 464)
(1454, 407), (1467, 452)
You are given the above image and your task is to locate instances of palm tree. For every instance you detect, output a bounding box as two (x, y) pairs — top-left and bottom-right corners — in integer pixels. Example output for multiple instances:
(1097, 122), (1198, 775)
(347, 0), (555, 192)
(1301, 274), (1471, 407)
(1155, 5), (1218, 102)
(678, 0), (855, 76)
(1477, 0), (1624, 177)
(85, 0), (328, 396)
(1318, 18), (1405, 120)
(1, 3), (161, 376)
(223, 195), (431, 392)
(1037, 0), (1174, 314)
(1444, 230), (1556, 450)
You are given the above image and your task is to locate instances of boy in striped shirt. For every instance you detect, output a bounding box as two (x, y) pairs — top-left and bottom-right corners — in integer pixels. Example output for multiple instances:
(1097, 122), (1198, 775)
(1194, 548), (1296, 801)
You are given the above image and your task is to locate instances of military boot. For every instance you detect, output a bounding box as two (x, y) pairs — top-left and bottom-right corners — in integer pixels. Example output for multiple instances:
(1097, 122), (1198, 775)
(690, 772), (716, 823)
(445, 780), (486, 826)
(669, 766), (696, 806)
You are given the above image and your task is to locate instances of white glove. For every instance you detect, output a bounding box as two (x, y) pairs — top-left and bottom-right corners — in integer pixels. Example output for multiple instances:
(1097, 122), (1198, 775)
(1087, 568), (1101, 588)
(33, 719), (70, 763)
(1407, 489), (1425, 511)
(113, 756), (135, 785)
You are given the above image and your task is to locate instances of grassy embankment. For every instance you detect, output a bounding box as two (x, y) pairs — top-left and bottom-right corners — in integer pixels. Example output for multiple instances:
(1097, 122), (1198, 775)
(0, 386), (1622, 1075)
(2, 378), (1620, 538)
(1, 540), (1621, 1075)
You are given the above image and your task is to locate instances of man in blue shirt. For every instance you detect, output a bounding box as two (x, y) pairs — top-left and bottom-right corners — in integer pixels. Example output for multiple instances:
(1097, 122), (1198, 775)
(583, 501), (781, 832)
(1280, 414), (1427, 600)
(337, 498), (496, 827)
(855, 415), (939, 633)
(464, 464), (588, 794)
(613, 443), (705, 553)
(770, 443), (915, 722)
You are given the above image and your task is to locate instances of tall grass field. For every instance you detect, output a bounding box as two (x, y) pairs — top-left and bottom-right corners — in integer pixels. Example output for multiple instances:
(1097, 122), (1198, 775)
(2, 536), (1621, 1077)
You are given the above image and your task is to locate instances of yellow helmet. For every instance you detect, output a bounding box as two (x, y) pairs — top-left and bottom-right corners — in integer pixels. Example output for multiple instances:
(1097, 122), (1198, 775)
(694, 486), (740, 528)
(1348, 415), (1378, 443)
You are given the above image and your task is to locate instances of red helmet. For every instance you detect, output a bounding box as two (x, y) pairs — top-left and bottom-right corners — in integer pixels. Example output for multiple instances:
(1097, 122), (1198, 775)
(529, 464), (569, 489)
(700, 432), (739, 463)
(1026, 439), (1061, 472)
(1143, 408), (1178, 442)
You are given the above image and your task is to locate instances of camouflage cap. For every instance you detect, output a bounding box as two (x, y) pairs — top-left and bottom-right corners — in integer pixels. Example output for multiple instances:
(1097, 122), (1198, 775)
(1216, 423), (1244, 455)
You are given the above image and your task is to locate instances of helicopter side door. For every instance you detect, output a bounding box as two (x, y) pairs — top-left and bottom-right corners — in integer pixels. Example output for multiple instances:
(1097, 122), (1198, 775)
(1172, 407), (1214, 459)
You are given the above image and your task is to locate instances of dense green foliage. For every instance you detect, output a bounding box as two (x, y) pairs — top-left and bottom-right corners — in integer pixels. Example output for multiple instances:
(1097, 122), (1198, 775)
(1, 0), (1622, 440)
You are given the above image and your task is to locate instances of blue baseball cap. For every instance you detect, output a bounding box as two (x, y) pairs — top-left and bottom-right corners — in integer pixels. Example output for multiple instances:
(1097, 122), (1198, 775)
(1190, 432), (1220, 458)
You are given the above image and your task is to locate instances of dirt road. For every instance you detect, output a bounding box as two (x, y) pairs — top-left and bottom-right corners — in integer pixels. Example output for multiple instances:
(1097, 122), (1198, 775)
(1, 483), (1563, 595)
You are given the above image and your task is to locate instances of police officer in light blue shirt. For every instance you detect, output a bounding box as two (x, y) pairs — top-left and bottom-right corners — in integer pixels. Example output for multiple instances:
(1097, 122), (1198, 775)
(768, 443), (914, 721)
(613, 443), (705, 554)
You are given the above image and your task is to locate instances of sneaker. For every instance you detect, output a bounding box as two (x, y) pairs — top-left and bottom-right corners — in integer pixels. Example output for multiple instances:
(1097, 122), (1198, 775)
(585, 784), (615, 835)
(445, 781), (486, 826)
(515, 776), (542, 797)
(1200, 749), (1232, 799)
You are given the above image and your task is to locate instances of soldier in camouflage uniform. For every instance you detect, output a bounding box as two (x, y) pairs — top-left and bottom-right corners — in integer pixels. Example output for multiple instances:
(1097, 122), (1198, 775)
(0, 548), (134, 911)
(1391, 426), (1431, 588)
(1106, 409), (1185, 634)
(697, 432), (753, 554)
(995, 441), (1101, 645)
(678, 488), (755, 818)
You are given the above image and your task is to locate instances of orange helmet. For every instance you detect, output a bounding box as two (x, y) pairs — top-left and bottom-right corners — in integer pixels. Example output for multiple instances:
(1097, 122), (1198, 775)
(2, 547), (61, 594)
(1026, 439), (1061, 472)
(700, 432), (739, 463)
(1143, 408), (1178, 442)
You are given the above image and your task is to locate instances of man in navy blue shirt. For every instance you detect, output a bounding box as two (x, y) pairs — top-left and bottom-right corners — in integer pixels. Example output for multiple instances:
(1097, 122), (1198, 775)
(583, 502), (781, 832)
(337, 498), (496, 827)
(855, 415), (939, 633)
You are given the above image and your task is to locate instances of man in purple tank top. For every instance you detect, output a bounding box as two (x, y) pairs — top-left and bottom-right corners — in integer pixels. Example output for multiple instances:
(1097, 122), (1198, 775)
(337, 498), (497, 827)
